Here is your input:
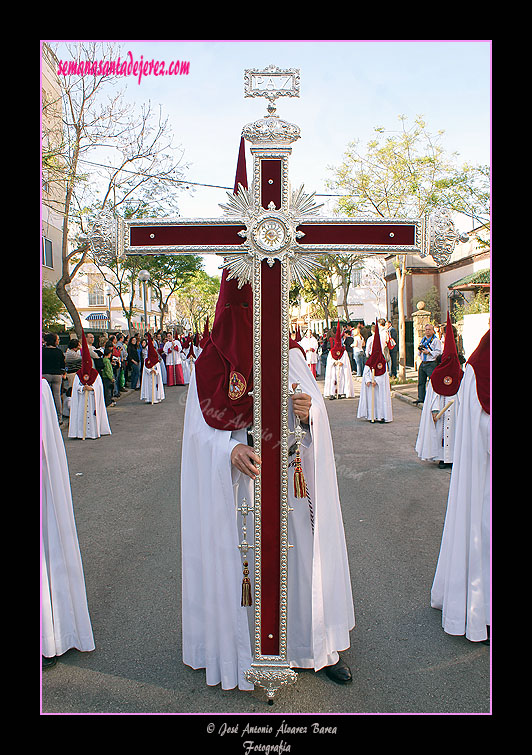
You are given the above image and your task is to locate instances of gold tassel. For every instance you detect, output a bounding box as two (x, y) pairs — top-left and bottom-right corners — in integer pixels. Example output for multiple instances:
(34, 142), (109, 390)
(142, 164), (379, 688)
(241, 561), (252, 606)
(293, 449), (307, 498)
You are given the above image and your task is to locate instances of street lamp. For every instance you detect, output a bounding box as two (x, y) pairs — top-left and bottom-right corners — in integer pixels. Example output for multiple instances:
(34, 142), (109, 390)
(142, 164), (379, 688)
(138, 270), (150, 333)
(106, 287), (113, 331)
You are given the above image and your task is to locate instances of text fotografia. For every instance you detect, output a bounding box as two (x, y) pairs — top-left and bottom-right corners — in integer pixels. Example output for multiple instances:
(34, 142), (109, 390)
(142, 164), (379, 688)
(209, 720), (338, 750)
(56, 52), (190, 85)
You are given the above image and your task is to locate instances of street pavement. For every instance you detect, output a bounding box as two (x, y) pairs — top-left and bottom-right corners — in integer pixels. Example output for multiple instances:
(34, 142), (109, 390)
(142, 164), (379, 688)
(41, 370), (490, 719)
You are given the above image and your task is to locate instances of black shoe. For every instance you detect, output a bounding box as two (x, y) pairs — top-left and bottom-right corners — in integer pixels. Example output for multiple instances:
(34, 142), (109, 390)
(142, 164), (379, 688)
(324, 657), (352, 684)
(329, 396), (337, 400)
(42, 655), (57, 669)
(481, 626), (490, 645)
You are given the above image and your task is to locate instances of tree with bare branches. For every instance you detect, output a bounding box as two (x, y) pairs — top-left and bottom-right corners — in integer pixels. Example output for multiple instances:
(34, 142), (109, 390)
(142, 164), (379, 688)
(42, 41), (192, 338)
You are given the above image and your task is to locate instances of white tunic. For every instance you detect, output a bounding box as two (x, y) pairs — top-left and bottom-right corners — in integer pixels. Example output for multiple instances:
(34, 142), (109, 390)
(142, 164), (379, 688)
(181, 352), (191, 384)
(41, 380), (95, 657)
(415, 382), (460, 463)
(180, 348), (355, 690)
(430, 364), (490, 641)
(68, 374), (111, 439)
(163, 339), (182, 366)
(323, 352), (355, 398)
(140, 363), (165, 403)
(299, 335), (318, 366)
(357, 365), (393, 422)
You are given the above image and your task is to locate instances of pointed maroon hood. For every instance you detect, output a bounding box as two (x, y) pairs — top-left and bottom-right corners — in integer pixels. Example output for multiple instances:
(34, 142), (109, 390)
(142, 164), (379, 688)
(77, 330), (99, 386)
(430, 312), (463, 396)
(365, 320), (386, 376)
(330, 321), (345, 360)
(194, 135), (304, 430)
(199, 317), (210, 348)
(144, 332), (159, 369)
(467, 329), (490, 414)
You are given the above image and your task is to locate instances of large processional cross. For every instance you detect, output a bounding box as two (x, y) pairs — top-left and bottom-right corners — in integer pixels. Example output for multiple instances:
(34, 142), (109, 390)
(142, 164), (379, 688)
(88, 64), (466, 702)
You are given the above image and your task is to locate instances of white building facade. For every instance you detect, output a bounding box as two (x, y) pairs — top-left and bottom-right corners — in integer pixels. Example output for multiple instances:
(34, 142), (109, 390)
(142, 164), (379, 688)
(67, 262), (162, 334)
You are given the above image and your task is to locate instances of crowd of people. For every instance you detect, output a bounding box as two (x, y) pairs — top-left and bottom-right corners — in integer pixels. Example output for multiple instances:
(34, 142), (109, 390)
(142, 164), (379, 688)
(41, 317), (419, 429)
(295, 319), (399, 380)
(41, 328), (203, 423)
(41, 318), (407, 425)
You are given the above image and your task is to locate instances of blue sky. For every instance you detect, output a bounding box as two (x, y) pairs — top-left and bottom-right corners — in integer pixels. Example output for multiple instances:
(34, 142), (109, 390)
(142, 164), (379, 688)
(50, 40), (491, 275)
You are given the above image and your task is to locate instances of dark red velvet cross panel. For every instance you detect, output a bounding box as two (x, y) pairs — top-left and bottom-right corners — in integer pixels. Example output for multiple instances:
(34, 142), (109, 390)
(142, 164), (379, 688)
(129, 224), (246, 247)
(296, 223), (416, 246)
(259, 158), (282, 656)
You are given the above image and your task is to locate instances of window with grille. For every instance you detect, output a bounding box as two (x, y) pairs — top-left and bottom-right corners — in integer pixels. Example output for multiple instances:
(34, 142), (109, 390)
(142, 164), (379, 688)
(42, 237), (53, 268)
(88, 275), (105, 306)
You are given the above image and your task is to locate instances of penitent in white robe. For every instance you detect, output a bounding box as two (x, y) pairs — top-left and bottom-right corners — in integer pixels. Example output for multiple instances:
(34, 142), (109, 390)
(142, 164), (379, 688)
(299, 335), (318, 368)
(140, 363), (165, 403)
(323, 352), (355, 398)
(41, 379), (95, 658)
(357, 365), (393, 422)
(180, 348), (355, 691)
(68, 374), (111, 439)
(430, 364), (490, 641)
(415, 382), (460, 463)
(180, 351), (190, 384)
(163, 340), (184, 386)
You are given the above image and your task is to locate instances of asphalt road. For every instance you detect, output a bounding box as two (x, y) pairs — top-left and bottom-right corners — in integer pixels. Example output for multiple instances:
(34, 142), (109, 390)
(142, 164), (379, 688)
(41, 375), (490, 722)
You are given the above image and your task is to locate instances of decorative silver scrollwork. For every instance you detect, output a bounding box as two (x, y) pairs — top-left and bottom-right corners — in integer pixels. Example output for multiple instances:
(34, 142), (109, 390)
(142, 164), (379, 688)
(237, 497), (253, 558)
(218, 184), (323, 287)
(241, 116), (301, 146)
(87, 209), (126, 264)
(424, 208), (469, 265)
(244, 665), (298, 703)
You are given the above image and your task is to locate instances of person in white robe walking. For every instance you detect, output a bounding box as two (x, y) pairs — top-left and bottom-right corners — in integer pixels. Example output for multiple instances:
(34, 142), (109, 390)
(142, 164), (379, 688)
(357, 320), (392, 422)
(180, 274), (355, 692)
(431, 329), (490, 643)
(323, 322), (355, 400)
(140, 333), (165, 404)
(299, 329), (319, 377)
(163, 332), (184, 386)
(42, 379), (95, 667)
(68, 330), (111, 440)
(181, 141), (354, 691)
(184, 341), (196, 382)
(416, 313), (463, 468)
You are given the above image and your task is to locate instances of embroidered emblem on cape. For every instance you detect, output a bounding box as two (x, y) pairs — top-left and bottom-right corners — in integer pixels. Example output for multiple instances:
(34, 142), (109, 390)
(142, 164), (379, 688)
(228, 371), (246, 400)
(377, 362), (383, 370)
(443, 375), (453, 385)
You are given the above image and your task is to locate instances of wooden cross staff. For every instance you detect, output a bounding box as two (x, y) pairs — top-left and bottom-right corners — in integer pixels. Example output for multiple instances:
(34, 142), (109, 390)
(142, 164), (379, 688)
(87, 64), (464, 701)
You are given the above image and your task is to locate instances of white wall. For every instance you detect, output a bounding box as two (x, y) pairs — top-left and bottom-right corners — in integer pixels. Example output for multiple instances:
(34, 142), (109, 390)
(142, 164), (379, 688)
(463, 313), (490, 359)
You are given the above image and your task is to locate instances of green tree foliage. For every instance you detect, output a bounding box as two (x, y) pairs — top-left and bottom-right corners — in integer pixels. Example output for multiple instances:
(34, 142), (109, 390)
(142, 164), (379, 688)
(174, 271), (221, 333)
(42, 283), (71, 331)
(452, 291), (490, 322)
(326, 114), (490, 379)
